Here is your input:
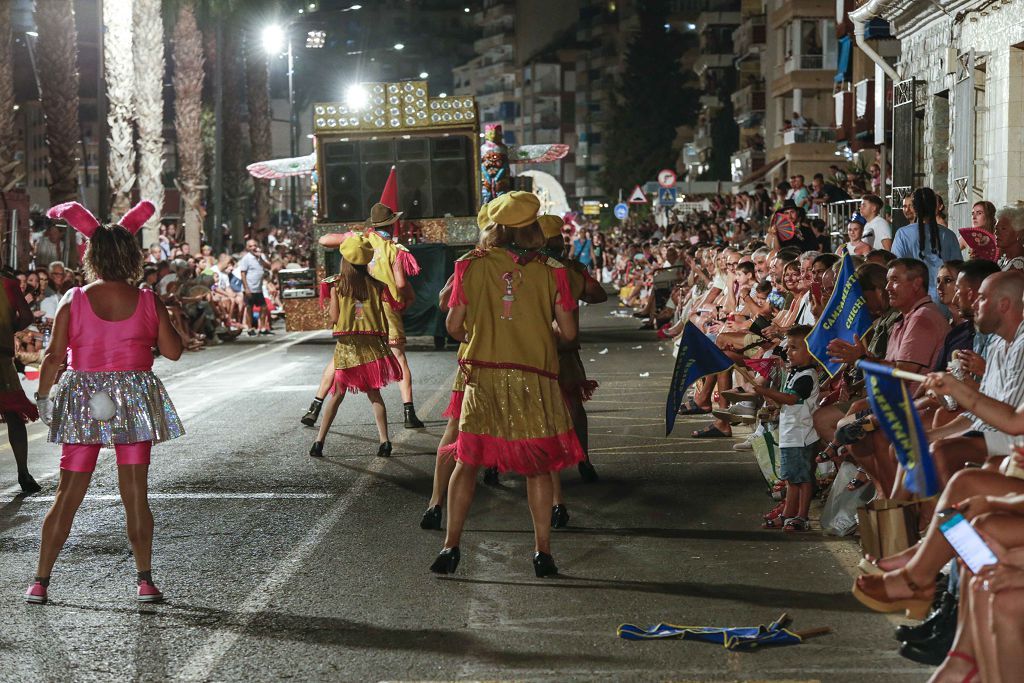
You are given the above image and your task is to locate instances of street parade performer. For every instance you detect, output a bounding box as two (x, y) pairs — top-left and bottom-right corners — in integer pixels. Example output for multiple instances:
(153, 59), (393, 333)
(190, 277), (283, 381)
(428, 191), (584, 578)
(309, 234), (403, 459)
(26, 200), (185, 606)
(303, 203), (424, 429)
(0, 268), (42, 494)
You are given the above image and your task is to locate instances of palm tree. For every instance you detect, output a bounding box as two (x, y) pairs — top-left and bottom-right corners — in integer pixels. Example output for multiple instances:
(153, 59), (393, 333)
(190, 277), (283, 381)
(172, 0), (205, 250)
(245, 29), (272, 233)
(33, 0), (82, 205)
(0, 0), (23, 192)
(133, 0), (165, 247)
(103, 0), (136, 216)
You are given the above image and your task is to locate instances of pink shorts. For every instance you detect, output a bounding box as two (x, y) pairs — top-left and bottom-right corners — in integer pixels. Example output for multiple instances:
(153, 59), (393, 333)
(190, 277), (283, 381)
(60, 442), (153, 473)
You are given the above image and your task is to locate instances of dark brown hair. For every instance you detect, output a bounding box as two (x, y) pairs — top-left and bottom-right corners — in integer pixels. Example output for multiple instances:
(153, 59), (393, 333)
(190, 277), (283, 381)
(83, 225), (144, 283)
(336, 259), (371, 301)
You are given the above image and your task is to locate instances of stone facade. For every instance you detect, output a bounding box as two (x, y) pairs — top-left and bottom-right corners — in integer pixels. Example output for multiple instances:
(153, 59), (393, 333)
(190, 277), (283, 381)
(885, 0), (1024, 209)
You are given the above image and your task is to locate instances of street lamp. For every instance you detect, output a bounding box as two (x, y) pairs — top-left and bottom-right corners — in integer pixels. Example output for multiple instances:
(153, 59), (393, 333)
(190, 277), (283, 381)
(264, 23), (298, 220)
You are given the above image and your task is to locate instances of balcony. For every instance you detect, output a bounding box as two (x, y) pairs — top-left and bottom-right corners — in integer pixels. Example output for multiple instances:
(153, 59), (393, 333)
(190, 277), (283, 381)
(768, 0), (834, 29)
(693, 53), (734, 76)
(732, 14), (766, 62)
(771, 58), (834, 95)
(732, 85), (766, 126)
(779, 126), (836, 146)
(473, 32), (510, 54)
(834, 90), (854, 142)
(731, 147), (766, 183)
(693, 124), (714, 153)
(785, 53), (825, 72)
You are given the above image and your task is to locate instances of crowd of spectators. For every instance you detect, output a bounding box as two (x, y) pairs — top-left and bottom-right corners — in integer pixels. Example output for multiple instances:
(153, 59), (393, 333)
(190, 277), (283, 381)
(563, 176), (1024, 680)
(11, 219), (316, 364)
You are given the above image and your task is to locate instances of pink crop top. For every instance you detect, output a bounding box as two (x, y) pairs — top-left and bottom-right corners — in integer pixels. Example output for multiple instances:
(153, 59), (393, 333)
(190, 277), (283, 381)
(67, 287), (158, 372)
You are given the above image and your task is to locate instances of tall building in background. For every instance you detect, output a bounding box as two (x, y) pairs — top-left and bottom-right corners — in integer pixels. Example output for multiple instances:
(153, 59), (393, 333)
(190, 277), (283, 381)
(728, 0), (767, 184)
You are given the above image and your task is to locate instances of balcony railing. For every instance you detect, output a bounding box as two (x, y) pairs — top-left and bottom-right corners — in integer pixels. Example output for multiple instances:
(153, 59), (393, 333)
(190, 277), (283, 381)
(732, 15), (766, 59)
(731, 85), (766, 120)
(780, 126), (836, 145)
(784, 54), (825, 72)
(731, 147), (766, 182)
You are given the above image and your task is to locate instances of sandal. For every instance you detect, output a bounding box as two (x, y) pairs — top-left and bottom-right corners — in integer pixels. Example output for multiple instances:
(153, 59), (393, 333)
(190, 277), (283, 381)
(691, 424), (731, 438)
(846, 468), (869, 491)
(815, 440), (840, 463)
(762, 501), (785, 522)
(944, 651), (979, 683)
(678, 399), (711, 415)
(761, 517), (786, 529)
(783, 517), (810, 532)
(852, 568), (935, 619)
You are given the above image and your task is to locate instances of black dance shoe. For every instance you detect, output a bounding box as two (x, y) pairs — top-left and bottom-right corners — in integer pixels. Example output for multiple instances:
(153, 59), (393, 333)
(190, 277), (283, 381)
(18, 473), (41, 494)
(533, 551), (558, 578)
(430, 547), (460, 574)
(899, 627), (956, 666)
(420, 505), (442, 530)
(578, 460), (599, 482)
(895, 592), (956, 643)
(300, 398), (323, 427)
(403, 404), (425, 429)
(482, 467), (500, 486)
(309, 441), (324, 458)
(551, 504), (570, 529)
(376, 441), (393, 457)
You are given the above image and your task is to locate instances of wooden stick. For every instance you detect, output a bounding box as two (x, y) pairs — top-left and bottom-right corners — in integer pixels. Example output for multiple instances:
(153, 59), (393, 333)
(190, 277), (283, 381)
(889, 368), (927, 383)
(794, 626), (832, 640)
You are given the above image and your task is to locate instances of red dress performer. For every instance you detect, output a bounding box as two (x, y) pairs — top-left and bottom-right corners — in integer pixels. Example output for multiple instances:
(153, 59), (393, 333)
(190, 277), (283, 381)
(25, 200), (185, 606)
(0, 272), (41, 493)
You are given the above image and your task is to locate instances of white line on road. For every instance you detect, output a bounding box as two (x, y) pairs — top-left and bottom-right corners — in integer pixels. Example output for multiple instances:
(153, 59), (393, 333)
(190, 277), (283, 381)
(7, 492), (335, 503)
(172, 370), (454, 682)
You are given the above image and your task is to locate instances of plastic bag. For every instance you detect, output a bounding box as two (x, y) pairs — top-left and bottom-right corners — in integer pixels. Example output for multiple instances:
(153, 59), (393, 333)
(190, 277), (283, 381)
(820, 461), (875, 536)
(750, 429), (781, 489)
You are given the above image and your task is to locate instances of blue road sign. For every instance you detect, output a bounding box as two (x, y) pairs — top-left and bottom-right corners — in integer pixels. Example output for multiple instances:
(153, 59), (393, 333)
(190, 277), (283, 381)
(614, 203), (629, 220)
(657, 187), (678, 207)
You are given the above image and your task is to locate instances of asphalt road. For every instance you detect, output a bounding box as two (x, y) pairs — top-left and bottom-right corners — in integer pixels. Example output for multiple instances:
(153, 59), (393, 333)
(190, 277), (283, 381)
(0, 304), (931, 682)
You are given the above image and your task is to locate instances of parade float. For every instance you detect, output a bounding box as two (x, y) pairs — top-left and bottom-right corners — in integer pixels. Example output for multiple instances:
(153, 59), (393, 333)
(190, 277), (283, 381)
(247, 80), (568, 334)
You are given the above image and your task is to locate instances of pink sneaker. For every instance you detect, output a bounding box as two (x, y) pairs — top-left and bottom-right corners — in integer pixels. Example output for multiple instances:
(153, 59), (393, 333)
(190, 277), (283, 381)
(25, 581), (47, 605)
(137, 580), (163, 603)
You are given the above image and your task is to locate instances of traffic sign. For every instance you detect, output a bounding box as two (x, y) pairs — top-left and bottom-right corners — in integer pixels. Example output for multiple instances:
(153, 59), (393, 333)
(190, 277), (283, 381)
(613, 203), (629, 220)
(657, 187), (678, 207)
(582, 200), (601, 216)
(657, 169), (677, 188)
(627, 185), (647, 204)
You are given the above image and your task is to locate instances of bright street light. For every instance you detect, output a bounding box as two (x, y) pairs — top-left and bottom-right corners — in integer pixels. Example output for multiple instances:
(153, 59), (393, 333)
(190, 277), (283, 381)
(262, 25), (285, 54)
(347, 4), (362, 9)
(419, 71), (428, 78)
(393, 43), (404, 50)
(346, 84), (370, 111)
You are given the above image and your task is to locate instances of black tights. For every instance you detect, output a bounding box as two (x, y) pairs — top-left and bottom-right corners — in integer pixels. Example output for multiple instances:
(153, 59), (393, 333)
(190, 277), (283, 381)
(6, 413), (28, 476)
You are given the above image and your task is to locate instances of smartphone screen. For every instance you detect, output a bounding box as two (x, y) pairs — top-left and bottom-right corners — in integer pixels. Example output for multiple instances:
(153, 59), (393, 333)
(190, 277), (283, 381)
(939, 512), (999, 573)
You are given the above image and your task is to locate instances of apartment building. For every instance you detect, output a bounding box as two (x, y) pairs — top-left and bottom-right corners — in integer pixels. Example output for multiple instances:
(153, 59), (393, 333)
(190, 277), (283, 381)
(729, 0), (766, 183)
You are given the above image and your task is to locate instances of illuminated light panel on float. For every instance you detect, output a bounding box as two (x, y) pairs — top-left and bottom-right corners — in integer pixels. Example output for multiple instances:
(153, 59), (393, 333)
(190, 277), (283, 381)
(313, 80), (476, 133)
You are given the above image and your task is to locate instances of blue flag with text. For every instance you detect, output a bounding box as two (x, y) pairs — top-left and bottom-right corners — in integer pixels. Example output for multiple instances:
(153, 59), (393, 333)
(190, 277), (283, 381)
(666, 322), (734, 436)
(806, 253), (873, 377)
(858, 360), (939, 497)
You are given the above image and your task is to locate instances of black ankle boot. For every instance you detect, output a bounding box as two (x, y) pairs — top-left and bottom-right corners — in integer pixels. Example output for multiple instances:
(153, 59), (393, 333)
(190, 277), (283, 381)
(578, 460), (598, 482)
(376, 441), (393, 457)
(309, 441), (324, 458)
(18, 472), (41, 494)
(430, 547), (460, 574)
(301, 398), (323, 427)
(896, 591), (956, 643)
(533, 551), (558, 577)
(551, 504), (569, 529)
(403, 403), (425, 429)
(420, 505), (442, 530)
(899, 603), (957, 666)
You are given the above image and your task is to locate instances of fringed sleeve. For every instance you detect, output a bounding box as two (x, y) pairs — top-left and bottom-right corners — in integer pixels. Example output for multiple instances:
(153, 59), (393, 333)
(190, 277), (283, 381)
(448, 259), (472, 308)
(319, 281), (332, 309)
(554, 268), (578, 312)
(381, 287), (407, 312)
(395, 248), (421, 276)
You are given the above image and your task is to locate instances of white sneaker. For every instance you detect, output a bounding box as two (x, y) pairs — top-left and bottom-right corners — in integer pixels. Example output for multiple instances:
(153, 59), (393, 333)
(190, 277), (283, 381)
(733, 432), (758, 451)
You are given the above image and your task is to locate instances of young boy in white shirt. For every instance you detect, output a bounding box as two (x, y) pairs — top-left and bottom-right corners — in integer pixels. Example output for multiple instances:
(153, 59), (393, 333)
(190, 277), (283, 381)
(751, 325), (820, 531)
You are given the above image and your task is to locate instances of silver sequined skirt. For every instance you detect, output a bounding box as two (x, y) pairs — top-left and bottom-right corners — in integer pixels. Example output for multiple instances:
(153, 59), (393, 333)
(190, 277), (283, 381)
(48, 370), (185, 446)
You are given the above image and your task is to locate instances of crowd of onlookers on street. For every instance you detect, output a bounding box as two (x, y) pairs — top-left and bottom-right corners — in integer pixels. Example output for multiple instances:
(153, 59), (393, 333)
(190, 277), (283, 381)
(13, 219), (316, 367)
(567, 171), (1024, 680)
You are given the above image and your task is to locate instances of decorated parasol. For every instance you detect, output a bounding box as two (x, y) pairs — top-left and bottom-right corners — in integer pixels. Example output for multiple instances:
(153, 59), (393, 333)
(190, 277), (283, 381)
(246, 153), (317, 180)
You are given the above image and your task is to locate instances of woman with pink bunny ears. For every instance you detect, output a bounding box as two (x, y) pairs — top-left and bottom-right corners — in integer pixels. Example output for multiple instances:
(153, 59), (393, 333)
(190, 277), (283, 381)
(25, 201), (185, 606)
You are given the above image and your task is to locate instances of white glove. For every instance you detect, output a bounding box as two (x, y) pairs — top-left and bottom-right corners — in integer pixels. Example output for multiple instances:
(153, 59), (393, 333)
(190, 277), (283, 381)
(35, 396), (52, 426)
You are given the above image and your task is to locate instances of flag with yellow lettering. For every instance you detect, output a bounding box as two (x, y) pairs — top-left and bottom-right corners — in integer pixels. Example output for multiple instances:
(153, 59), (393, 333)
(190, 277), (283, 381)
(807, 253), (873, 377)
(666, 322), (734, 436)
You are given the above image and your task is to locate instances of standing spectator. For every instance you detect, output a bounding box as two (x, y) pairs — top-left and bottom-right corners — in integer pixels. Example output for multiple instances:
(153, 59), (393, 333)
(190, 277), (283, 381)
(238, 238), (271, 335)
(860, 194), (892, 250)
(571, 228), (595, 271)
(35, 223), (63, 268)
(788, 175), (811, 211)
(891, 188), (963, 307)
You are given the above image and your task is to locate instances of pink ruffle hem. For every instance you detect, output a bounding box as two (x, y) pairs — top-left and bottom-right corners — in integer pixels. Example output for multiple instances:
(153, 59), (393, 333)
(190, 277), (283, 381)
(441, 390), (464, 419)
(455, 429), (585, 477)
(332, 356), (403, 395)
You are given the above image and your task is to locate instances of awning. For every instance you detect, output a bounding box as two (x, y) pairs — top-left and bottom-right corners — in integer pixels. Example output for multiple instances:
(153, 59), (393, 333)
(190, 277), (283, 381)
(835, 35), (853, 83)
(738, 157), (785, 190)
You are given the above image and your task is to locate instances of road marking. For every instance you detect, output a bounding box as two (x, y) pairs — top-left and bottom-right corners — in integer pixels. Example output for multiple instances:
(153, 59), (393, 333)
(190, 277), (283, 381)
(7, 492), (335, 503)
(172, 370), (453, 682)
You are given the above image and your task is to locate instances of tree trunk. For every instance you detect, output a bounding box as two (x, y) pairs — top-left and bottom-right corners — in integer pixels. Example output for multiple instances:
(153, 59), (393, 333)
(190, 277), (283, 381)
(33, 0), (82, 206)
(0, 0), (23, 192)
(103, 0), (136, 217)
(172, 0), (205, 252)
(133, 0), (164, 248)
(245, 31), (272, 234)
(222, 23), (246, 249)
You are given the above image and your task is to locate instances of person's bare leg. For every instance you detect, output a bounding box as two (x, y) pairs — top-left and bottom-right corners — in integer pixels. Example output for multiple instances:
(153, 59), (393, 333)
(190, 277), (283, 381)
(797, 482), (813, 520)
(391, 345), (413, 404)
(932, 436), (988, 487)
(526, 474), (554, 554)
(812, 405), (843, 446)
(316, 360), (334, 400)
(929, 588), (977, 683)
(366, 389), (388, 443)
(35, 470), (92, 578)
(550, 471), (564, 506)
(117, 464), (153, 572)
(442, 462), (479, 549)
(428, 418), (459, 508)
(781, 480), (798, 519)
(849, 432), (892, 496)
(316, 389), (345, 443)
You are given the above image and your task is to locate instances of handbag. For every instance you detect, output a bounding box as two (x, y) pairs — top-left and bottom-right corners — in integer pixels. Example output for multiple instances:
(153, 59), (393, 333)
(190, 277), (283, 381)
(857, 499), (920, 561)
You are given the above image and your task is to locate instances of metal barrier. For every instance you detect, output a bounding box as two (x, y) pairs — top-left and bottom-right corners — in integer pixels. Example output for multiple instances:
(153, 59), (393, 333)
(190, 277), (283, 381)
(826, 199), (863, 243)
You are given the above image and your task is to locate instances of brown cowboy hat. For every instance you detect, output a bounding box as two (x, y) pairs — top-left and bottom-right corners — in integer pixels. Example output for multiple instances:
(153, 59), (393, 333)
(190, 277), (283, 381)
(366, 202), (403, 228)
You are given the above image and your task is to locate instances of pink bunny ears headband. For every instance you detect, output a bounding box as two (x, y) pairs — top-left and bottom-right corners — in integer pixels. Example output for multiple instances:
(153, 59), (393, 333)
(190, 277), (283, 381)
(46, 201), (156, 238)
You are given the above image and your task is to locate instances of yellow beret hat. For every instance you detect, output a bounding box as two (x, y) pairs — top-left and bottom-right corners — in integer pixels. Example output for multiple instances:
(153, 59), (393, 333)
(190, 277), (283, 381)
(477, 202), (492, 230)
(486, 191), (540, 228)
(538, 214), (564, 239)
(339, 235), (374, 266)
